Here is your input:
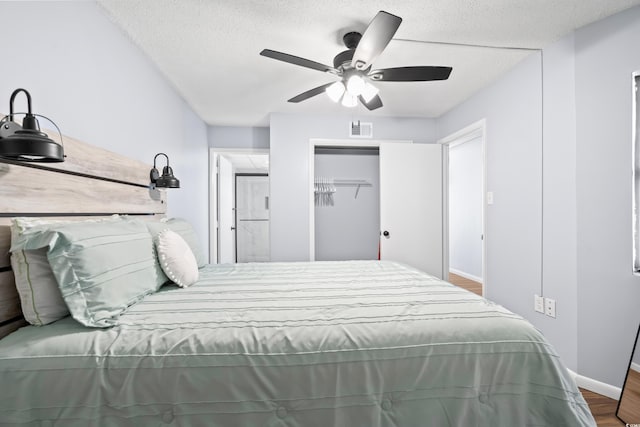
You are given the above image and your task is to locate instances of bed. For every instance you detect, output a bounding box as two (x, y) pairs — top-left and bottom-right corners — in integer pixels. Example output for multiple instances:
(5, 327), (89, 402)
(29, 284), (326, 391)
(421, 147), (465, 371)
(0, 124), (595, 426)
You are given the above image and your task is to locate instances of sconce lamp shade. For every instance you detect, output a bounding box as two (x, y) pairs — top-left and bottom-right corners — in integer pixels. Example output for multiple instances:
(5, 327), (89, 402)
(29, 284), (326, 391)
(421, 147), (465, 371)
(0, 88), (64, 162)
(150, 153), (180, 188)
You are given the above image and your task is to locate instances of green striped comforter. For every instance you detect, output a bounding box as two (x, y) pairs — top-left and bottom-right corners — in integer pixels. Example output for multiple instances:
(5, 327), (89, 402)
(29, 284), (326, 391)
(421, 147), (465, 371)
(0, 260), (595, 426)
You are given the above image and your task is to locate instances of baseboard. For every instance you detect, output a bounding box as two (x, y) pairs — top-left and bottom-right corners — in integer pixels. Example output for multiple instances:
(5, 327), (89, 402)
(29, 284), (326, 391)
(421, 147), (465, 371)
(449, 268), (483, 284)
(568, 369), (621, 400)
(632, 362), (640, 373)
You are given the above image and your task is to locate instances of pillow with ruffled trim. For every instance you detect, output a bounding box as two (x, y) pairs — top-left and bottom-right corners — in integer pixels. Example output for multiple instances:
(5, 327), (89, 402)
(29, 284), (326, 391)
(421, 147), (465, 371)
(156, 229), (199, 288)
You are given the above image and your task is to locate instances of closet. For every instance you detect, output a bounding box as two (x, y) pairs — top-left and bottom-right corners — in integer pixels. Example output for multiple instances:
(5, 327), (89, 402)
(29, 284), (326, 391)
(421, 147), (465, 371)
(314, 147), (380, 261)
(311, 142), (444, 279)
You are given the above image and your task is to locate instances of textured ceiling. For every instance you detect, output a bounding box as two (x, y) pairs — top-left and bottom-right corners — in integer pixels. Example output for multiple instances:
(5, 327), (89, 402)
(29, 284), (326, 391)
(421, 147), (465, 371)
(97, 0), (640, 127)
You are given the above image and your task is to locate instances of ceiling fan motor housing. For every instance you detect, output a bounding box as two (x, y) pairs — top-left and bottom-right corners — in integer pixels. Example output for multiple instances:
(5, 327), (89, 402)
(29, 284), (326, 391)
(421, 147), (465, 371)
(333, 32), (363, 69)
(333, 49), (355, 69)
(343, 31), (362, 49)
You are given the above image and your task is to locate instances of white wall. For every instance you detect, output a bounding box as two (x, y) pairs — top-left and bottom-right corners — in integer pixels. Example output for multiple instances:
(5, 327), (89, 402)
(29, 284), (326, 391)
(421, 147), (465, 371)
(537, 32), (580, 378)
(0, 1), (209, 257)
(314, 151), (380, 261)
(448, 137), (483, 280)
(269, 113), (436, 261)
(574, 6), (640, 387)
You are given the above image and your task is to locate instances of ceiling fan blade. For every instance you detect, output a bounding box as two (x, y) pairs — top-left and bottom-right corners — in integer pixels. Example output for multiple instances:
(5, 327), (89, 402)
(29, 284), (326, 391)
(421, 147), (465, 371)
(351, 11), (402, 71)
(359, 94), (383, 110)
(288, 82), (335, 103)
(370, 66), (453, 82)
(261, 49), (337, 73)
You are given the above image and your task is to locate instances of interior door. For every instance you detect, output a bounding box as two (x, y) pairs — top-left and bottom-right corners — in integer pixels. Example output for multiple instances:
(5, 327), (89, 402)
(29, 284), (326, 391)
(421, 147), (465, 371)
(218, 155), (235, 263)
(236, 175), (270, 262)
(379, 143), (443, 278)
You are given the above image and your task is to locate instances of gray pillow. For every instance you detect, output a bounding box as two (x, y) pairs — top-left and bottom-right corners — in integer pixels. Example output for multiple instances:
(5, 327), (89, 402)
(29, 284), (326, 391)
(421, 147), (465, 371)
(9, 216), (123, 326)
(30, 218), (161, 327)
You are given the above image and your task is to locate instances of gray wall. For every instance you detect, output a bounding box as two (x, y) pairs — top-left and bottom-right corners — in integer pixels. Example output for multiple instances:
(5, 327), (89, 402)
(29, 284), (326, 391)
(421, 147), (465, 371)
(448, 137), (483, 279)
(314, 151), (380, 261)
(208, 126), (270, 149)
(439, 6), (640, 387)
(270, 113), (436, 261)
(1, 1), (209, 258)
(574, 7), (640, 386)
(437, 52), (552, 360)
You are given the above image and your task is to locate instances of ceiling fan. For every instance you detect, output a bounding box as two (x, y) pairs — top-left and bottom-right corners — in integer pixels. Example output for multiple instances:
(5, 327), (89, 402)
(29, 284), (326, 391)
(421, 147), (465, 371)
(260, 11), (452, 111)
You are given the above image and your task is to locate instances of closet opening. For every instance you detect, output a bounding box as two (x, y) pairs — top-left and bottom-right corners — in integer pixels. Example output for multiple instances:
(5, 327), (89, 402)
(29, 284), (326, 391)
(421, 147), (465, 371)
(313, 146), (380, 261)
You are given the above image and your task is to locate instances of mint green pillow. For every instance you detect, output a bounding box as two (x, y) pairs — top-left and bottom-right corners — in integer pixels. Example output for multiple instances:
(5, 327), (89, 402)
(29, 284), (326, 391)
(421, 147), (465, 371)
(9, 216), (123, 326)
(44, 219), (161, 327)
(145, 218), (206, 267)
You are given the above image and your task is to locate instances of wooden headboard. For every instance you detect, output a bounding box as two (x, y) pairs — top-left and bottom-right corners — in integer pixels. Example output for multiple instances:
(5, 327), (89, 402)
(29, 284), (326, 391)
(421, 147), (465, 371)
(0, 114), (167, 338)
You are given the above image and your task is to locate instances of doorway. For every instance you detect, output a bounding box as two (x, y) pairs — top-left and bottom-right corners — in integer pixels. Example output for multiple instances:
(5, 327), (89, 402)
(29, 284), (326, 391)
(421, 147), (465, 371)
(308, 139), (444, 278)
(209, 149), (269, 264)
(439, 120), (486, 293)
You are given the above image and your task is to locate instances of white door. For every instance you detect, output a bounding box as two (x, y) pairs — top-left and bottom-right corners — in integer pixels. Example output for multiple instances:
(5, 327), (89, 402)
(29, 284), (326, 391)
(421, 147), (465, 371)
(236, 175), (270, 262)
(218, 155), (235, 263)
(379, 143), (443, 278)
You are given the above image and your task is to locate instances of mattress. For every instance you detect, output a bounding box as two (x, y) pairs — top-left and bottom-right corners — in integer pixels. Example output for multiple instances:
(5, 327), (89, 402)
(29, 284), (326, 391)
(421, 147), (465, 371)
(0, 260), (595, 426)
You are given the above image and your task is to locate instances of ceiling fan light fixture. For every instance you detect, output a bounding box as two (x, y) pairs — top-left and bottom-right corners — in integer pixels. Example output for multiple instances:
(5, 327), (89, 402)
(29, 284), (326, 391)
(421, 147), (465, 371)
(346, 75), (366, 97)
(326, 81), (345, 103)
(341, 92), (358, 108)
(360, 81), (379, 103)
(260, 11), (452, 111)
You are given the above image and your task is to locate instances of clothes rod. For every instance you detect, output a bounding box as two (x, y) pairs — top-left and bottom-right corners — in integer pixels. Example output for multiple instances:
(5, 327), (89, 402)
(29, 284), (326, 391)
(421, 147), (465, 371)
(328, 179), (372, 187)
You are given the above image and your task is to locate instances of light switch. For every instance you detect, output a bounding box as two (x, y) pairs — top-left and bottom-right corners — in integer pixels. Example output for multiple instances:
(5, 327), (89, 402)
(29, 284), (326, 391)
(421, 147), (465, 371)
(487, 192), (494, 205)
(534, 294), (544, 313)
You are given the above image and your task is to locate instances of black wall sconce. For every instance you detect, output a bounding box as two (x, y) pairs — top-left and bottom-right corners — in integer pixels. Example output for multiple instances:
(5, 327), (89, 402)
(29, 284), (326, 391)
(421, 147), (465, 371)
(150, 152), (180, 188)
(0, 88), (64, 162)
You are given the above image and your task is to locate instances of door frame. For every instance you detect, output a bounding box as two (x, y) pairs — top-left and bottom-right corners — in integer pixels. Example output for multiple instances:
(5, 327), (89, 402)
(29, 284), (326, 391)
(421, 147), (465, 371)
(308, 138), (411, 261)
(437, 119), (487, 291)
(208, 148), (269, 264)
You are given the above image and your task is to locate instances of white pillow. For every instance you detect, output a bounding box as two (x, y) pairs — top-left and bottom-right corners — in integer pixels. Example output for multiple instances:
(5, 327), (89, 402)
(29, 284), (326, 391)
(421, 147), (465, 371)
(156, 229), (199, 287)
(146, 218), (206, 268)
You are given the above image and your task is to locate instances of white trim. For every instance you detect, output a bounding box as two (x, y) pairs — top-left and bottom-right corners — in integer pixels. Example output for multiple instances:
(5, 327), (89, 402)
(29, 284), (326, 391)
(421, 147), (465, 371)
(438, 119), (487, 296)
(568, 369), (621, 400)
(438, 120), (484, 146)
(308, 138), (411, 261)
(449, 268), (483, 284)
(632, 362), (640, 373)
(208, 148), (270, 264)
(632, 71), (639, 273)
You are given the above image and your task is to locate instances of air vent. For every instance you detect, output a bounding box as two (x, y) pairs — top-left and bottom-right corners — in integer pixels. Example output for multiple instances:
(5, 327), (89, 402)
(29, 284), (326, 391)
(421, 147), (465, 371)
(349, 121), (373, 138)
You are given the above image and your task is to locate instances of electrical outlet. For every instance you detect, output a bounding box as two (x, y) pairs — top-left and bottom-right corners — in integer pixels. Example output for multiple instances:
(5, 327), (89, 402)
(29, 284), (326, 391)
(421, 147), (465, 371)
(544, 298), (556, 318)
(534, 294), (544, 313)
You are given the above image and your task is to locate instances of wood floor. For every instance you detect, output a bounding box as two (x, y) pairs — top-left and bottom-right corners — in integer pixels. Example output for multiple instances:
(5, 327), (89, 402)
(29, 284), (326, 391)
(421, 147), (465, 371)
(447, 272), (624, 426)
(448, 272), (483, 296)
(617, 368), (640, 424)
